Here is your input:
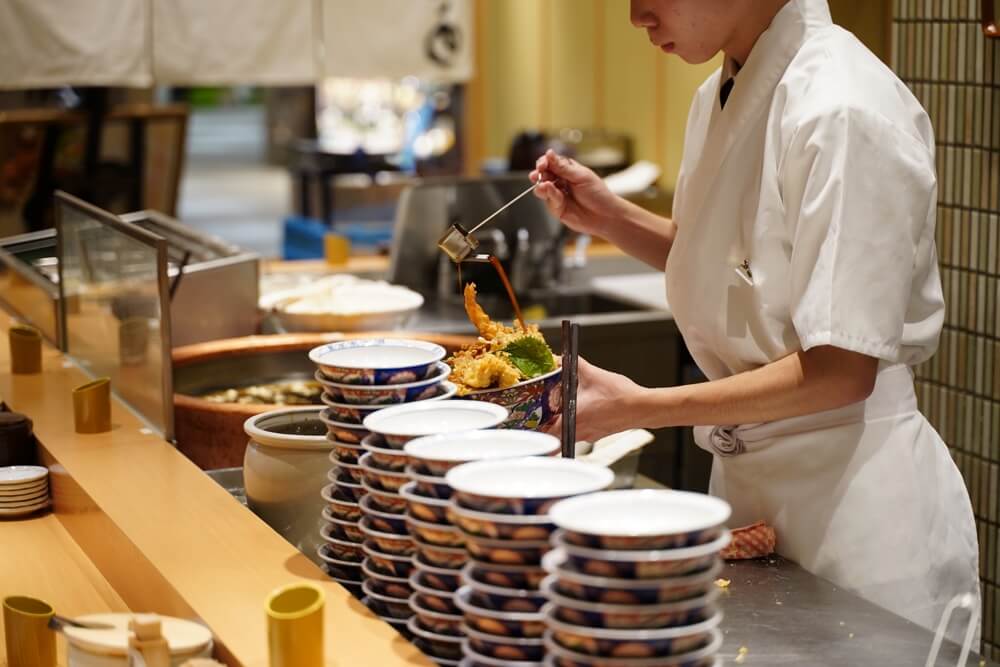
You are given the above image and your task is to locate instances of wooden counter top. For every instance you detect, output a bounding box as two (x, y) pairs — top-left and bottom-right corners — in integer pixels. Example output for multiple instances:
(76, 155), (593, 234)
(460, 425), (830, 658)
(0, 310), (431, 667)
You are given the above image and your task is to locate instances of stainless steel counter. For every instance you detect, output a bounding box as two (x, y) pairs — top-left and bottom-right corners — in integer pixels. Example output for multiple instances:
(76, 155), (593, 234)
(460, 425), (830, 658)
(718, 557), (993, 666)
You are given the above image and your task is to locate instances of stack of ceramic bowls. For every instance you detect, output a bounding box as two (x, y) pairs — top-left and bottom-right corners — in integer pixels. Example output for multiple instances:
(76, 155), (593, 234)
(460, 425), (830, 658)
(358, 400), (510, 641)
(312, 338), (449, 608)
(540, 490), (732, 667)
(444, 458), (615, 667)
(402, 431), (562, 667)
(0, 465), (49, 517)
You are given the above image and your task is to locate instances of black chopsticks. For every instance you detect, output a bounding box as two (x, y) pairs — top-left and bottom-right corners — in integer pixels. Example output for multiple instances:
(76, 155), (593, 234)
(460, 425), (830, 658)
(560, 319), (579, 458)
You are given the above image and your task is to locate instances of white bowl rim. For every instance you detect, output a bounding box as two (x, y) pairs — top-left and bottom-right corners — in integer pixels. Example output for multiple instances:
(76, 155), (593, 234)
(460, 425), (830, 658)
(464, 364), (562, 396)
(460, 640), (545, 667)
(543, 628), (724, 666)
(320, 484), (360, 507)
(542, 602), (724, 640)
(399, 481), (450, 506)
(409, 572), (459, 599)
(405, 513), (463, 533)
(548, 489), (732, 539)
(553, 530), (732, 562)
(409, 594), (464, 622)
(359, 515), (416, 541)
(359, 453), (410, 479)
(315, 543), (364, 567)
(404, 430), (560, 463)
(362, 541), (413, 565)
(363, 400), (508, 437)
(0, 465), (48, 485)
(318, 409), (371, 431)
(316, 361), (451, 391)
(406, 615), (464, 644)
(463, 622), (546, 646)
(360, 578), (411, 604)
(359, 494), (408, 520)
(308, 338), (445, 371)
(460, 563), (548, 600)
(445, 457), (614, 500)
(541, 549), (724, 589)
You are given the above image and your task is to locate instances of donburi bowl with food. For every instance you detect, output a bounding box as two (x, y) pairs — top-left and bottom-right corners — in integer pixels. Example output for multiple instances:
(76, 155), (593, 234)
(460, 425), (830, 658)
(448, 284), (562, 431)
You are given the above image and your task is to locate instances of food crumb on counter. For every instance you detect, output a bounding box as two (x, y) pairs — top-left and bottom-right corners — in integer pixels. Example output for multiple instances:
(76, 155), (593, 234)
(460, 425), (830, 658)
(849, 632), (855, 639)
(715, 578), (731, 589)
(735, 646), (749, 663)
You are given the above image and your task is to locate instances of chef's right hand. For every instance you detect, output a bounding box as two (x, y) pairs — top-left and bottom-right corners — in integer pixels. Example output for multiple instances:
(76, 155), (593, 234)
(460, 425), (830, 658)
(530, 150), (623, 237)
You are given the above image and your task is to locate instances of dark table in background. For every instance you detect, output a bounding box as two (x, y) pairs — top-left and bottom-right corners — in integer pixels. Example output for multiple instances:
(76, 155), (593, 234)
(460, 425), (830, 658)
(719, 557), (993, 666)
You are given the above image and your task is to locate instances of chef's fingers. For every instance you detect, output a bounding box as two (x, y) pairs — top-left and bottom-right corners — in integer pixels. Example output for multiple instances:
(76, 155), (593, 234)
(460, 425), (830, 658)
(536, 149), (592, 184)
(533, 181), (566, 216)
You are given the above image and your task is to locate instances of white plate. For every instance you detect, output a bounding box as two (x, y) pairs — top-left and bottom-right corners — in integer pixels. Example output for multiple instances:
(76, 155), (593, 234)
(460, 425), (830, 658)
(0, 498), (49, 517)
(446, 457), (613, 500)
(363, 400), (508, 438)
(0, 479), (49, 500)
(548, 489), (732, 538)
(404, 430), (560, 463)
(0, 490), (49, 506)
(309, 339), (444, 371)
(0, 465), (48, 486)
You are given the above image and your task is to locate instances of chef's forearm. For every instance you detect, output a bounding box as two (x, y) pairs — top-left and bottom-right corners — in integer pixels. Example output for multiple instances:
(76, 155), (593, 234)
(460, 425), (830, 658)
(632, 346), (879, 428)
(600, 199), (675, 270)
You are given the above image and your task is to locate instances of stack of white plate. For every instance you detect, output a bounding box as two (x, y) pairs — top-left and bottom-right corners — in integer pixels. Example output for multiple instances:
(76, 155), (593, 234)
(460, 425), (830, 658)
(541, 490), (731, 667)
(444, 457), (614, 667)
(0, 465), (50, 517)
(357, 401), (509, 648)
(401, 431), (561, 667)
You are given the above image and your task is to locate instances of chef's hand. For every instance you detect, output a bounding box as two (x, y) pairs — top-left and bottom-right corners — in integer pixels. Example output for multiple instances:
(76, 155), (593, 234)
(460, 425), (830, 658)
(530, 150), (624, 237)
(546, 357), (646, 444)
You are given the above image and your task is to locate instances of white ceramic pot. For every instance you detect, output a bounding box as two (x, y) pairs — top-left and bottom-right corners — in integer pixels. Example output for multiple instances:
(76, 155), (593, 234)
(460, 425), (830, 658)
(244, 407), (333, 555)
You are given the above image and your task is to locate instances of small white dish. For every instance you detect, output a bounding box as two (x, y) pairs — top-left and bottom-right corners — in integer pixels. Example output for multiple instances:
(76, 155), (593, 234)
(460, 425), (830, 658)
(404, 430), (560, 476)
(0, 498), (50, 517)
(363, 400), (508, 447)
(0, 465), (48, 486)
(0, 489), (49, 506)
(309, 339), (445, 385)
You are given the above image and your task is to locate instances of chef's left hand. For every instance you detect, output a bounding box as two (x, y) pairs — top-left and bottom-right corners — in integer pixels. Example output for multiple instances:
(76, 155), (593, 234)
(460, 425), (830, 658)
(546, 357), (646, 443)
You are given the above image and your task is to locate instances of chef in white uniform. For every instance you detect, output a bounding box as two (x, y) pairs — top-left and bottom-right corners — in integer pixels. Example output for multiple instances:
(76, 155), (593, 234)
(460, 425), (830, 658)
(532, 0), (980, 642)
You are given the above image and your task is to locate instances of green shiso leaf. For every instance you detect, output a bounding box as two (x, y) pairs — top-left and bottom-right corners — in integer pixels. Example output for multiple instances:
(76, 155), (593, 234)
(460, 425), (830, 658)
(502, 336), (555, 379)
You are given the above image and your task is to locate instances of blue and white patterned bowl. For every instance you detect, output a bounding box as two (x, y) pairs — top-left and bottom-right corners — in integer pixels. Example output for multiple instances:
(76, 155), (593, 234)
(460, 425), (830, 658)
(359, 516), (415, 556)
(319, 524), (364, 562)
(412, 552), (463, 591)
(309, 339), (446, 385)
(462, 532), (551, 567)
(407, 466), (453, 500)
(359, 495), (409, 534)
(541, 576), (720, 630)
(407, 616), (464, 659)
(447, 458), (614, 516)
(543, 628), (723, 666)
(401, 481), (452, 524)
(462, 366), (562, 431)
(549, 490), (730, 551)
(543, 604), (723, 658)
(321, 381), (457, 424)
(542, 550), (723, 605)
(414, 536), (469, 569)
(464, 560), (547, 591)
(317, 361), (451, 404)
(363, 542), (415, 579)
(461, 563), (547, 613)
(464, 624), (546, 662)
(462, 640), (545, 667)
(361, 559), (413, 600)
(360, 453), (410, 493)
(361, 580), (413, 619)
(319, 409), (370, 444)
(321, 483), (363, 521)
(410, 571), (461, 615)
(361, 480), (407, 514)
(321, 506), (364, 543)
(410, 593), (465, 636)
(554, 531), (730, 580)
(456, 586), (545, 638)
(316, 543), (363, 581)
(449, 502), (556, 541)
(406, 514), (466, 547)
(361, 434), (410, 472)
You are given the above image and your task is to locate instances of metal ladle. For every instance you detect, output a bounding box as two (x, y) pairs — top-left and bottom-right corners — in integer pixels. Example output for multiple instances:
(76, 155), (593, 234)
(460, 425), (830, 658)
(437, 174), (543, 263)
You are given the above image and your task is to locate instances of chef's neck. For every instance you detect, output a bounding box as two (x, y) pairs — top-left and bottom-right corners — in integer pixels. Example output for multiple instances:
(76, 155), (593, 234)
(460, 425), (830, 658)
(723, 0), (792, 67)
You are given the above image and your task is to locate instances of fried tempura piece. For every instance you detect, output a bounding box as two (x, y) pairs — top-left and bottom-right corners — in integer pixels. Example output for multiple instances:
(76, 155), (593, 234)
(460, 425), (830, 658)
(464, 283), (504, 340)
(449, 350), (523, 392)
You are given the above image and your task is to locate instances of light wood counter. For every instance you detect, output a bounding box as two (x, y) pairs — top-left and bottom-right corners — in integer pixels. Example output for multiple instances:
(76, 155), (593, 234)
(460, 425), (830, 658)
(0, 310), (431, 667)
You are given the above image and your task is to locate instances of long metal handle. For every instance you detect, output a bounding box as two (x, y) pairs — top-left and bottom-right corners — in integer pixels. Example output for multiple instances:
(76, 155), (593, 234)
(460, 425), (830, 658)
(468, 179), (540, 235)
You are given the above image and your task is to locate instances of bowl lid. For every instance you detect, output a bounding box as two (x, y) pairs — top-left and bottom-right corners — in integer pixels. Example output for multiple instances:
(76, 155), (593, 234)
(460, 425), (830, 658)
(548, 489), (731, 538)
(244, 407), (332, 450)
(404, 430), (559, 463)
(446, 457), (613, 500)
(363, 400), (508, 437)
(63, 614), (212, 656)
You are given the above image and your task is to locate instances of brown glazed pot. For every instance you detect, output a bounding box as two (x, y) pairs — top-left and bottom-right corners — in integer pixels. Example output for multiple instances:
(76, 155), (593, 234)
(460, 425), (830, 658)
(172, 332), (476, 470)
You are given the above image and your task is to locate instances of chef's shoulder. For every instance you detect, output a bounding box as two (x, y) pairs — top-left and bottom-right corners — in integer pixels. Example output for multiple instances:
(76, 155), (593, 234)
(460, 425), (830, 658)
(774, 25), (934, 156)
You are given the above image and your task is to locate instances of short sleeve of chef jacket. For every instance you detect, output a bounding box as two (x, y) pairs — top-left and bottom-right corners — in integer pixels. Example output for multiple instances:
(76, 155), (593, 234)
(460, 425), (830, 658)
(781, 106), (938, 363)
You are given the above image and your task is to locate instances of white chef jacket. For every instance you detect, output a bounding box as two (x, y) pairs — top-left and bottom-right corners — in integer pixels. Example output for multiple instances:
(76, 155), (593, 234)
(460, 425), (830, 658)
(664, 0), (981, 643)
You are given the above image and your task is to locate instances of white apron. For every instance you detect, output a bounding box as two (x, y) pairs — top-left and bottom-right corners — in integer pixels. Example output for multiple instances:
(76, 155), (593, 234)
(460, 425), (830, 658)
(663, 0), (981, 642)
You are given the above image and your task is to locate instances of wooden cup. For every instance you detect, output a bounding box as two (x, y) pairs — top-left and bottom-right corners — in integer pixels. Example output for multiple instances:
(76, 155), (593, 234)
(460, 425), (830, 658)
(72, 377), (112, 434)
(266, 583), (324, 667)
(9, 325), (42, 374)
(2, 596), (56, 667)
